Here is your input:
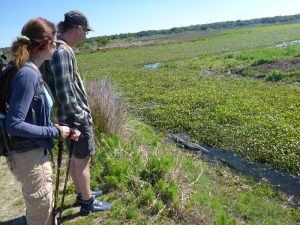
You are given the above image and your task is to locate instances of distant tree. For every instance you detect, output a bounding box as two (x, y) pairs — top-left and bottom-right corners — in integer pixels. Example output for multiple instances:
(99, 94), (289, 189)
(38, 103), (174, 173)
(98, 37), (110, 46)
(170, 27), (179, 33)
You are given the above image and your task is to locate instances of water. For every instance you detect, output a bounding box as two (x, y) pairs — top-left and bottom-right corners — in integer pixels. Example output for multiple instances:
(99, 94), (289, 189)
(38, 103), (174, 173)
(169, 133), (300, 200)
(275, 40), (300, 47)
(203, 69), (215, 75)
(143, 63), (161, 69)
(139, 102), (159, 109)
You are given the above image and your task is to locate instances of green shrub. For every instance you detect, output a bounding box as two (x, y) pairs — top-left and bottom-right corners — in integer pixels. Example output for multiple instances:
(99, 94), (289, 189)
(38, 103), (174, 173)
(153, 199), (165, 215)
(126, 203), (138, 220)
(141, 155), (172, 185)
(103, 158), (132, 190)
(162, 61), (177, 68)
(252, 58), (274, 65)
(140, 186), (156, 206)
(265, 69), (284, 81)
(215, 213), (237, 225)
(98, 36), (110, 46)
(100, 133), (120, 151)
(155, 180), (179, 205)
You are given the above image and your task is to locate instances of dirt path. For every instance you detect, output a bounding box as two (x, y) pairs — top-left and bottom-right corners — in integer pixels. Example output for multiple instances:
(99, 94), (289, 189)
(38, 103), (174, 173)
(0, 157), (25, 224)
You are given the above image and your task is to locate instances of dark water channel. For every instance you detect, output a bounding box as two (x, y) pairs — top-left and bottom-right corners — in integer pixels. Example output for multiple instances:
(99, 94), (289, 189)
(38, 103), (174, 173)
(169, 133), (300, 200)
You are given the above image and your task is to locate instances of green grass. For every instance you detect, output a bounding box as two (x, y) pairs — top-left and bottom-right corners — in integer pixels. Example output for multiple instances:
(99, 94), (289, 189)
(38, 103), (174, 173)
(62, 118), (298, 224)
(78, 23), (300, 74)
(59, 23), (300, 224)
(13, 199), (24, 206)
(77, 23), (300, 176)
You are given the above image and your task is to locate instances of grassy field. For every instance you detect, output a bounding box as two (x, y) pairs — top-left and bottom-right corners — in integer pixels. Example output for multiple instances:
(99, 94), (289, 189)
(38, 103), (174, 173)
(1, 23), (299, 225)
(57, 119), (299, 225)
(77, 23), (300, 176)
(67, 23), (300, 224)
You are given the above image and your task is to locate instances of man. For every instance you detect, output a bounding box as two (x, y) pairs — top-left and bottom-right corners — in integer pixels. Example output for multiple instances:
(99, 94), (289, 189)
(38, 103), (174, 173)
(42, 10), (111, 215)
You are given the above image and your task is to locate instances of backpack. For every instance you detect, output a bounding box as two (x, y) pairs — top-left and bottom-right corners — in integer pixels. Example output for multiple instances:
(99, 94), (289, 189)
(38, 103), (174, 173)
(0, 114), (11, 157)
(0, 61), (18, 157)
(0, 61), (43, 157)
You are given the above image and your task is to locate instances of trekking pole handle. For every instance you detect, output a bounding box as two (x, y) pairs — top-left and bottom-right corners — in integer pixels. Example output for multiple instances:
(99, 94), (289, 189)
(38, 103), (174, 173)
(61, 122), (80, 137)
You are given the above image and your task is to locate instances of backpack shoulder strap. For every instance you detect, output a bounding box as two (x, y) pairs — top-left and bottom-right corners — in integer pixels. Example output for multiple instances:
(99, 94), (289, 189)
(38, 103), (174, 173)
(24, 62), (44, 98)
(56, 39), (79, 75)
(23, 62), (45, 124)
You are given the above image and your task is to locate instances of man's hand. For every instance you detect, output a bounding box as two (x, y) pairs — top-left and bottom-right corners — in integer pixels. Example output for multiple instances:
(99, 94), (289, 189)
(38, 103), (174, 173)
(70, 128), (81, 141)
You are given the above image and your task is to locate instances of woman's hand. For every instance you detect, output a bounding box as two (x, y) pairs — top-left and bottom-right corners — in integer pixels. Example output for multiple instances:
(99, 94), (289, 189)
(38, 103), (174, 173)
(59, 125), (71, 140)
(70, 128), (81, 141)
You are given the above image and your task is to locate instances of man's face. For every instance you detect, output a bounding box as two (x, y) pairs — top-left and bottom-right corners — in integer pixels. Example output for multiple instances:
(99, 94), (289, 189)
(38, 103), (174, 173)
(74, 26), (88, 43)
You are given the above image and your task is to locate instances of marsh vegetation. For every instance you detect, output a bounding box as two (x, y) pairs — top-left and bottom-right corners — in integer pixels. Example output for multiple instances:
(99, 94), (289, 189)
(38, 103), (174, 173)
(1, 22), (300, 225)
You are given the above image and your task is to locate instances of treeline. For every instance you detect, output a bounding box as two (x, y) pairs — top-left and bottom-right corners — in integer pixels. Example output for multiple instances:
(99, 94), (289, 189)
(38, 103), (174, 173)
(87, 14), (300, 44)
(3, 14), (300, 52)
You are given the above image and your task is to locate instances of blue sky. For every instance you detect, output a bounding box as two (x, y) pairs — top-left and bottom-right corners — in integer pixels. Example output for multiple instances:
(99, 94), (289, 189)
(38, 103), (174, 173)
(1, 0), (300, 48)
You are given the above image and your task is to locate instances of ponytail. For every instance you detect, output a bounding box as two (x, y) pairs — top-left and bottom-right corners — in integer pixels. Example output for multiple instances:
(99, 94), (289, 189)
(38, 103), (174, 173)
(12, 36), (31, 68)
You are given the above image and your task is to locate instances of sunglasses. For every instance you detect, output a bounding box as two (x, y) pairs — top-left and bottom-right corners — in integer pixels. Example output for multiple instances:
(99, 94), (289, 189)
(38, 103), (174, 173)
(77, 25), (89, 35)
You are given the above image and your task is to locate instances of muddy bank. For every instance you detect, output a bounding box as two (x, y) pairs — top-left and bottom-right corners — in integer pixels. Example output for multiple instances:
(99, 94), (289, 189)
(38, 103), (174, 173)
(253, 58), (300, 72)
(221, 57), (300, 81)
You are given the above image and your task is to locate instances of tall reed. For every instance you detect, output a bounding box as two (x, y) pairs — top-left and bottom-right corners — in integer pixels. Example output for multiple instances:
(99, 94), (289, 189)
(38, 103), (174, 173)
(86, 77), (126, 138)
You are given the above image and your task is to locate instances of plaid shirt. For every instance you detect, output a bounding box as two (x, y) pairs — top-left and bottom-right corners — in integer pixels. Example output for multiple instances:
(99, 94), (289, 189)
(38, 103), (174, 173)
(46, 40), (92, 126)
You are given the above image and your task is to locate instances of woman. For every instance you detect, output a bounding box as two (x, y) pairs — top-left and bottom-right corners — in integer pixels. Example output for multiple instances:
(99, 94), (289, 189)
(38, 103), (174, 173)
(6, 18), (80, 225)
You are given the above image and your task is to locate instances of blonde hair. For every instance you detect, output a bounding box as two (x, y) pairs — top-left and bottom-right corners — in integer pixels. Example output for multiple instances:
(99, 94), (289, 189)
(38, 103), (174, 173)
(12, 17), (56, 68)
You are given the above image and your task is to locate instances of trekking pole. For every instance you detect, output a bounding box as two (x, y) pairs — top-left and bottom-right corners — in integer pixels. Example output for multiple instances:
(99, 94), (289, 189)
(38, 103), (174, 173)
(58, 138), (75, 220)
(53, 138), (64, 225)
(58, 122), (79, 220)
